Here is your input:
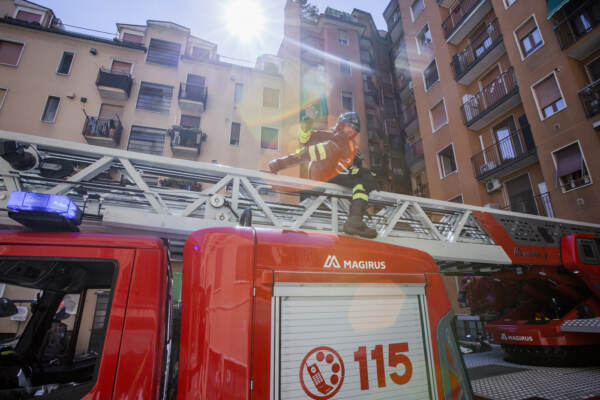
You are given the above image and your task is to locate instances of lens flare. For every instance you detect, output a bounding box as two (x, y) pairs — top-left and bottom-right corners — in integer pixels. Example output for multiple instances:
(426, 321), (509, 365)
(226, 0), (265, 41)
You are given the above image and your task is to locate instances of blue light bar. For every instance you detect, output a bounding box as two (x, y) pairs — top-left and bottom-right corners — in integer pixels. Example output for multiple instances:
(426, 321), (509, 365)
(7, 191), (82, 225)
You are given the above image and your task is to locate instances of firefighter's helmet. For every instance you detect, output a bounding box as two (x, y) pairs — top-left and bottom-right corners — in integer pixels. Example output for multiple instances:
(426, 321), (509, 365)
(337, 112), (360, 133)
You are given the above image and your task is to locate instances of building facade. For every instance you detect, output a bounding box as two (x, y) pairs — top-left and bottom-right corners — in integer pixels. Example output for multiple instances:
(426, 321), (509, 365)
(384, 0), (600, 223)
(0, 0), (295, 178)
(281, 1), (410, 192)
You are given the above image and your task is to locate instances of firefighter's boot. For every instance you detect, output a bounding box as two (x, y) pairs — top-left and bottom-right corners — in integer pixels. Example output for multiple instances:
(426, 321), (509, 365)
(343, 199), (377, 239)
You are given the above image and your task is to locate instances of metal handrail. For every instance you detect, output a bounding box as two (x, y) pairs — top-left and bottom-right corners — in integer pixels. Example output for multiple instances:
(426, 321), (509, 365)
(577, 78), (600, 118)
(452, 19), (502, 79)
(552, 0), (599, 49)
(461, 67), (517, 125)
(442, 0), (484, 38)
(471, 128), (535, 179)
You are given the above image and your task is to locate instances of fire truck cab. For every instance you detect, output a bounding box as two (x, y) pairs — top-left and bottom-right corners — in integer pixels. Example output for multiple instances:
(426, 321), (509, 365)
(0, 193), (471, 399)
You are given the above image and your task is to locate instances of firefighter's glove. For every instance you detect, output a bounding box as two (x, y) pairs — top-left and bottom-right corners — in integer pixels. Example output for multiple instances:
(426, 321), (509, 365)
(268, 158), (286, 174)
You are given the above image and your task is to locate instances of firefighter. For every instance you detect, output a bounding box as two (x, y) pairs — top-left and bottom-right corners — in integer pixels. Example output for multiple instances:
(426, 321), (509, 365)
(269, 112), (378, 238)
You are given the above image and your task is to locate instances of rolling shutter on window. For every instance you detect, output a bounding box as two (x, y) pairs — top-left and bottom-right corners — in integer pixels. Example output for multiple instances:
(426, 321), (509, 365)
(111, 61), (132, 75)
(431, 101), (447, 131)
(16, 10), (42, 23)
(147, 39), (181, 67)
(99, 104), (123, 120)
(0, 41), (23, 65)
(127, 126), (166, 155)
(516, 18), (536, 40)
(535, 76), (561, 109)
(136, 82), (173, 113)
(556, 143), (583, 178)
(123, 32), (143, 44)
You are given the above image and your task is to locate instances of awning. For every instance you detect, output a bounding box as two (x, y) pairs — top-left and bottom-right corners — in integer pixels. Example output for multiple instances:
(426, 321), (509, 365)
(556, 143), (582, 178)
(548, 0), (571, 19)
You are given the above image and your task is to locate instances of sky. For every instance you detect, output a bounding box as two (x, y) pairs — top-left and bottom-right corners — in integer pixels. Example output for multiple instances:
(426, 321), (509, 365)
(41, 0), (390, 67)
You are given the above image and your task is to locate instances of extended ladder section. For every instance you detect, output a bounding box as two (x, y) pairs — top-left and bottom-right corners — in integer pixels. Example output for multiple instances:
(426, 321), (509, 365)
(1, 130), (600, 272)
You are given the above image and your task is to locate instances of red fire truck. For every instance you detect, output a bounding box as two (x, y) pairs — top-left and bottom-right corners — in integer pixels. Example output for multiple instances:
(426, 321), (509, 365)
(0, 191), (471, 399)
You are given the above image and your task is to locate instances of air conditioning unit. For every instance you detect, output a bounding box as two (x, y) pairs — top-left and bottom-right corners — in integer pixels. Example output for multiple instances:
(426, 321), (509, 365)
(485, 178), (501, 193)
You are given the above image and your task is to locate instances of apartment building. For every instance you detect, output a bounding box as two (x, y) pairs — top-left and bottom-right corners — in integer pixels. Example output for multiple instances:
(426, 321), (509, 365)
(280, 0), (410, 192)
(384, 0), (600, 223)
(0, 0), (292, 178)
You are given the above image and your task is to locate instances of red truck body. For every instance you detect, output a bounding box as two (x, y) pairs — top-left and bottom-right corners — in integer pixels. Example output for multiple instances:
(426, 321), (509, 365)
(0, 227), (471, 399)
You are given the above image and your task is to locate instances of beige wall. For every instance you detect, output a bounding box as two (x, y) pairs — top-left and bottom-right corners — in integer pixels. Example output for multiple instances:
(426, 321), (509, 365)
(0, 19), (290, 173)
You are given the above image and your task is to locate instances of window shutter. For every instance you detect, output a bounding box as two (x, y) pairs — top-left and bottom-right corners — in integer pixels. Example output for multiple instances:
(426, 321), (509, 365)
(16, 10), (42, 23)
(123, 33), (144, 44)
(516, 18), (537, 40)
(431, 101), (447, 131)
(556, 143), (583, 178)
(111, 61), (132, 75)
(0, 41), (23, 65)
(535, 75), (562, 109)
(99, 104), (123, 120)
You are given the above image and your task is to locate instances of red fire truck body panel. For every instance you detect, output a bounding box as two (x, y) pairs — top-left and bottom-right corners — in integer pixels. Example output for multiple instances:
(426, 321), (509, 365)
(177, 228), (466, 400)
(0, 232), (166, 399)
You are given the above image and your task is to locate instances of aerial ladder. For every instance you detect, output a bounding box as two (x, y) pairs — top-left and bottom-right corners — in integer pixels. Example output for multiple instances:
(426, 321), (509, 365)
(0, 129), (599, 364)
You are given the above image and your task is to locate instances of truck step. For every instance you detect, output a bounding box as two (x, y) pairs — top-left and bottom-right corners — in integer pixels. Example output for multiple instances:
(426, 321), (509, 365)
(560, 317), (600, 333)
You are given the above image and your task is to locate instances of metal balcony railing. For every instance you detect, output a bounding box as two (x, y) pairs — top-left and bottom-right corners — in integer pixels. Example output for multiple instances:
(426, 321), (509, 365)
(552, 0), (600, 50)
(471, 128), (535, 180)
(169, 126), (207, 155)
(451, 19), (502, 80)
(578, 78), (600, 118)
(502, 191), (554, 217)
(95, 67), (133, 97)
(402, 104), (418, 126)
(82, 116), (123, 145)
(442, 0), (484, 39)
(179, 83), (208, 104)
(461, 67), (518, 126)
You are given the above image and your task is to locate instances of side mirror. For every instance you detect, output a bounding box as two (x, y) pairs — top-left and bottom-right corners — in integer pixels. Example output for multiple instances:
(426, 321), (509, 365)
(0, 298), (18, 318)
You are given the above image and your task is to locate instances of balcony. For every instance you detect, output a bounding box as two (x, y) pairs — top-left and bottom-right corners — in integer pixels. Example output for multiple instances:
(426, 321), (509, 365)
(82, 116), (123, 146)
(413, 183), (429, 198)
(578, 79), (600, 119)
(451, 19), (505, 85)
(461, 67), (521, 130)
(178, 83), (207, 113)
(95, 67), (132, 100)
(168, 126), (207, 155)
(502, 192), (554, 217)
(442, 0), (492, 45)
(402, 104), (419, 135)
(405, 139), (424, 170)
(552, 0), (600, 60)
(471, 128), (537, 181)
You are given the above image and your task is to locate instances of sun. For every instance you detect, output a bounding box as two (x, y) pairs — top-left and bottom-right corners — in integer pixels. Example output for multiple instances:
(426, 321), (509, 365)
(226, 0), (266, 41)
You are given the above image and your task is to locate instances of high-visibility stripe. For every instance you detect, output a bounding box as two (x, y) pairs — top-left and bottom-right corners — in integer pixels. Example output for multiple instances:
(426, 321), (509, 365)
(353, 193), (369, 201)
(308, 146), (317, 161)
(351, 168), (360, 175)
(353, 184), (365, 193)
(316, 143), (326, 160)
(370, 171), (376, 176)
(295, 148), (303, 155)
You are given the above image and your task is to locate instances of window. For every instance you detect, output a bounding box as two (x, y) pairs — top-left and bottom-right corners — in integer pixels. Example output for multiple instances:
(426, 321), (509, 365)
(532, 74), (565, 119)
(515, 17), (543, 58)
(423, 59), (439, 90)
(192, 46), (210, 60)
(111, 60), (132, 75)
(56, 51), (74, 75)
(147, 38), (181, 67)
(99, 103), (123, 120)
(338, 29), (349, 46)
(417, 25), (432, 53)
(264, 62), (279, 74)
(180, 115), (201, 129)
(234, 83), (244, 104)
(411, 0), (425, 21)
(41, 96), (60, 122)
(15, 9), (42, 23)
(0, 88), (7, 110)
(136, 82), (173, 113)
(391, 9), (400, 25)
(504, 0), (516, 7)
(340, 60), (351, 76)
(449, 194), (464, 203)
(263, 88), (279, 108)
(123, 32), (144, 44)
(230, 122), (241, 146)
(260, 127), (278, 150)
(0, 40), (24, 66)
(586, 56), (600, 82)
(438, 144), (457, 177)
(342, 91), (353, 111)
(430, 100), (447, 131)
(127, 125), (166, 155)
(552, 142), (591, 191)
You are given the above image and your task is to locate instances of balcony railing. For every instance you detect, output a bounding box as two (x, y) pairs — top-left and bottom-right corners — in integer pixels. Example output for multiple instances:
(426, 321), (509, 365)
(471, 128), (536, 180)
(461, 67), (518, 126)
(82, 116), (123, 146)
(578, 78), (600, 118)
(502, 191), (554, 217)
(413, 183), (429, 198)
(405, 139), (424, 166)
(168, 126), (207, 155)
(179, 83), (208, 106)
(402, 104), (418, 125)
(442, 0), (484, 39)
(95, 67), (133, 98)
(452, 19), (502, 80)
(552, 0), (600, 50)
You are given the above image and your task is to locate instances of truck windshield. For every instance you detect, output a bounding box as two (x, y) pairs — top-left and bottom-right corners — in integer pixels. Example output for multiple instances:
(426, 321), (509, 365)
(0, 258), (116, 399)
